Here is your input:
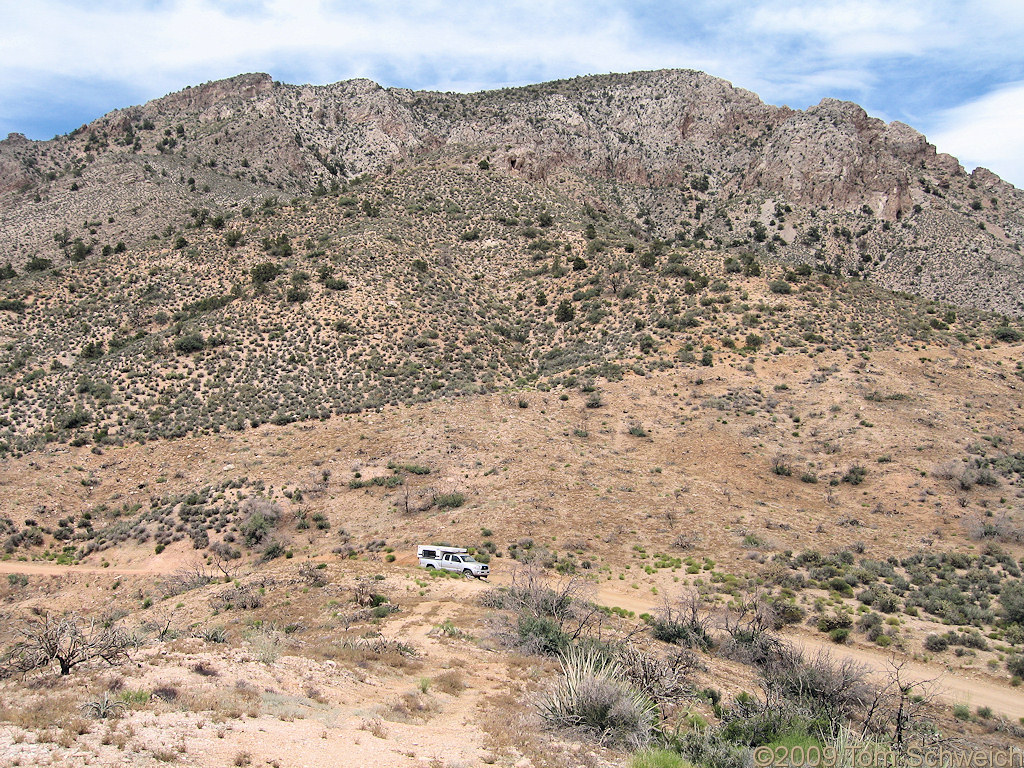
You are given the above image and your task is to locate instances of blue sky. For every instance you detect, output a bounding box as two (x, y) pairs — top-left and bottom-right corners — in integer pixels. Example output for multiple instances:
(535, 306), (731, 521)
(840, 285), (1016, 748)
(2, 0), (1023, 186)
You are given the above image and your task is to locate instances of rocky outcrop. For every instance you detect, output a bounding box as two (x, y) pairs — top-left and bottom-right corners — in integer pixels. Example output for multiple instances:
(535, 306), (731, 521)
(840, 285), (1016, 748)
(0, 68), (1021, 314)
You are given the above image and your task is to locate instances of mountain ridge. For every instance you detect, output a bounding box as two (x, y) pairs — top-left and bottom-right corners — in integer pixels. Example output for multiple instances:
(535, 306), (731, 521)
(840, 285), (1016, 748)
(1, 68), (1021, 314)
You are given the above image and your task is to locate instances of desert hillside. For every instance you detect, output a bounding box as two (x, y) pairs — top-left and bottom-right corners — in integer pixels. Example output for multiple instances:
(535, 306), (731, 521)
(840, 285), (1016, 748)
(1, 70), (1022, 314)
(0, 70), (1023, 768)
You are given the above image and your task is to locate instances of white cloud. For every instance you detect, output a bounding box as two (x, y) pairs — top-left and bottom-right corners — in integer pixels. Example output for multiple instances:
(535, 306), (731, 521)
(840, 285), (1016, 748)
(1, 0), (1022, 185)
(927, 81), (1024, 189)
(747, 1), (935, 58)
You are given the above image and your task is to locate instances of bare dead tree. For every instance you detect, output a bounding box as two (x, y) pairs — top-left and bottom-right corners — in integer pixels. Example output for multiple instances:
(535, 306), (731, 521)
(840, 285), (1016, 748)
(719, 588), (784, 665)
(651, 590), (713, 649)
(159, 561), (213, 597)
(484, 564), (606, 651)
(618, 642), (704, 705)
(1, 612), (132, 677)
(761, 647), (872, 726)
(209, 542), (242, 580)
(861, 656), (950, 754)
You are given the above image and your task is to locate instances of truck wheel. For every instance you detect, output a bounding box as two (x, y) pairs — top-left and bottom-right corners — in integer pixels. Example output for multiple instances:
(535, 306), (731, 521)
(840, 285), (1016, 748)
(425, 564), (434, 570)
(463, 569), (473, 578)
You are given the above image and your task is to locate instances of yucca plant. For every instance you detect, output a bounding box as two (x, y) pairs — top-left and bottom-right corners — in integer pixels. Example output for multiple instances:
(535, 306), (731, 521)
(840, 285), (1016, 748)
(81, 692), (127, 719)
(539, 644), (658, 747)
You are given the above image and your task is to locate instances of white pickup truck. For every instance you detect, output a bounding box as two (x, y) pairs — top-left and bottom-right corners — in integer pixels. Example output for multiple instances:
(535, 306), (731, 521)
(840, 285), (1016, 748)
(417, 545), (489, 579)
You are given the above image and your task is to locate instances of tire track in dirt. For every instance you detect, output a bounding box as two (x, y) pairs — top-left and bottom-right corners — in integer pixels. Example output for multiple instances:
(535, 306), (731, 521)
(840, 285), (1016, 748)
(0, 561), (172, 576)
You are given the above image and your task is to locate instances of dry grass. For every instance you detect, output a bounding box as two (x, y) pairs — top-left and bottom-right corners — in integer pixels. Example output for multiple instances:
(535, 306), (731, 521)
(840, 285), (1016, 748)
(359, 717), (388, 738)
(434, 670), (466, 696)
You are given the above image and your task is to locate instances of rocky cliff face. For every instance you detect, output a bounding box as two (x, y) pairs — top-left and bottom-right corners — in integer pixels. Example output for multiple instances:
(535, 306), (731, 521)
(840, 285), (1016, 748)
(0, 69), (1021, 313)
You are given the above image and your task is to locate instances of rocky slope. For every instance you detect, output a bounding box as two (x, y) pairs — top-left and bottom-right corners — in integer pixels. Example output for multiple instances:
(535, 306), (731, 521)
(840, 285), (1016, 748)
(0, 69), (1022, 313)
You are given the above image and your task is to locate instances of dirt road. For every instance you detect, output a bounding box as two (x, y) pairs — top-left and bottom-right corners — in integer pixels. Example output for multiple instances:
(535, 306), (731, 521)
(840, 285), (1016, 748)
(0, 558), (181, 577)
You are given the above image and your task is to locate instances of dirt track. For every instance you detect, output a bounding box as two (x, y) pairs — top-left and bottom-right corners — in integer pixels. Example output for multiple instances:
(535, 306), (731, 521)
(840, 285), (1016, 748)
(0, 560), (173, 576)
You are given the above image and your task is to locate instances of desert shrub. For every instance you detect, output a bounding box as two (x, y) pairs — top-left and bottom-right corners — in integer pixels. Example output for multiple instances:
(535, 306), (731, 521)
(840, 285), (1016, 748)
(967, 514), (1024, 543)
(923, 634), (948, 653)
(210, 585), (261, 611)
(771, 600), (806, 625)
(1006, 655), (1024, 677)
(719, 698), (819, 748)
(993, 326), (1022, 342)
(759, 648), (871, 738)
(539, 645), (658, 747)
(631, 748), (693, 768)
(26, 256), (52, 272)
(238, 498), (280, 547)
(1001, 580), (1024, 624)
(250, 261), (282, 284)
(817, 612), (852, 633)
(517, 614), (568, 655)
(720, 591), (785, 666)
(649, 595), (712, 650)
(174, 334), (205, 353)
(434, 492), (465, 509)
(770, 455), (792, 476)
(662, 727), (750, 768)
(829, 628), (850, 643)
(842, 465), (867, 485)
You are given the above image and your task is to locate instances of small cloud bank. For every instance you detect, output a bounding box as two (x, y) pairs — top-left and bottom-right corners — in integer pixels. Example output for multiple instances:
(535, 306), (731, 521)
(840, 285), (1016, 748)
(928, 82), (1024, 189)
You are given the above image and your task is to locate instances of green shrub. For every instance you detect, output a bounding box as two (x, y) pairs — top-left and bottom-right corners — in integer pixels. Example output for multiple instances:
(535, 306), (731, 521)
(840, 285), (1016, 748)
(631, 748), (694, 768)
(816, 612), (852, 633)
(555, 301), (575, 322)
(517, 614), (568, 655)
(174, 334), (205, 353)
(239, 499), (280, 547)
(663, 727), (751, 768)
(650, 618), (711, 649)
(434, 492), (465, 509)
(26, 256), (53, 272)
(261, 541), (284, 561)
(251, 261), (282, 284)
(1001, 581), (1024, 624)
(842, 465), (867, 485)
(1007, 655), (1024, 677)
